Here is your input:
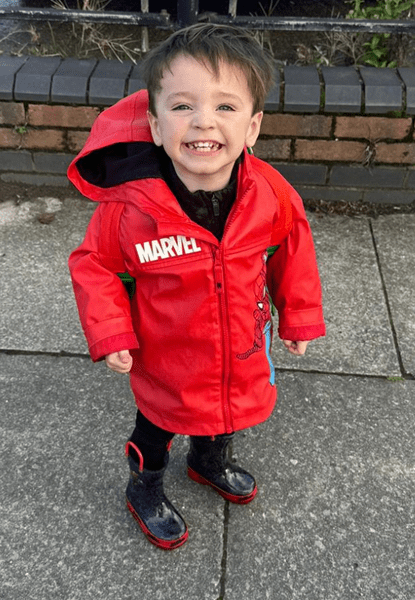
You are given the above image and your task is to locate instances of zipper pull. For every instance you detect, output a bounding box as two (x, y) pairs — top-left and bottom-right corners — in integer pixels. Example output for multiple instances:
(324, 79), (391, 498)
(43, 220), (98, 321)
(215, 265), (223, 293)
(211, 194), (220, 217)
(214, 250), (224, 294)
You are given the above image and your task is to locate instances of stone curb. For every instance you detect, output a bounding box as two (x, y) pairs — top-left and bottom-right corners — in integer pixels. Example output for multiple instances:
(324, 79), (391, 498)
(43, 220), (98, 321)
(1, 55), (415, 114)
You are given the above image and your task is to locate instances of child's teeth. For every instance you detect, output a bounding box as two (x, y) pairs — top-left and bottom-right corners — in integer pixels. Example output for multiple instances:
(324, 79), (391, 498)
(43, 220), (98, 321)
(190, 142), (219, 151)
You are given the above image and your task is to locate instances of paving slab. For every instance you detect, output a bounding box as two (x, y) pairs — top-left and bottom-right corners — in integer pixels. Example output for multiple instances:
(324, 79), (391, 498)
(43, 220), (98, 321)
(226, 371), (415, 600)
(0, 355), (224, 600)
(371, 214), (415, 377)
(0, 195), (95, 355)
(271, 214), (400, 377)
(0, 198), (401, 377)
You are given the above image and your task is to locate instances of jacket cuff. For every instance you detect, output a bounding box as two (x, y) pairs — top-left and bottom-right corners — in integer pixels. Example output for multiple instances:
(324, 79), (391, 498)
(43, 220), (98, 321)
(89, 333), (139, 362)
(278, 323), (326, 342)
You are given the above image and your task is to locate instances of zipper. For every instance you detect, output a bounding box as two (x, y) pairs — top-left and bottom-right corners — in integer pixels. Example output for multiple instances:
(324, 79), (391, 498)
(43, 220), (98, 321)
(210, 183), (254, 431)
(213, 247), (233, 432)
(211, 194), (220, 217)
(221, 182), (253, 241)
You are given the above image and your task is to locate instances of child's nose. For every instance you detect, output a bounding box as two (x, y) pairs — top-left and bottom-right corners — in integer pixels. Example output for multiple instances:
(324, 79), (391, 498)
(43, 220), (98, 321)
(192, 108), (215, 129)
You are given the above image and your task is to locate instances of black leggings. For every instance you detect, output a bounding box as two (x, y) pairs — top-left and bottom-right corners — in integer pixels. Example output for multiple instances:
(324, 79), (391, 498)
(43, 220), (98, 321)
(130, 409), (233, 470)
(129, 409), (175, 470)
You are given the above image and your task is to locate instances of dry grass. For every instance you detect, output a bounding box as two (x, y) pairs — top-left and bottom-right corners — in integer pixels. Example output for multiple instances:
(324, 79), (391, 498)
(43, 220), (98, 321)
(0, 0), (146, 62)
(50, 0), (143, 62)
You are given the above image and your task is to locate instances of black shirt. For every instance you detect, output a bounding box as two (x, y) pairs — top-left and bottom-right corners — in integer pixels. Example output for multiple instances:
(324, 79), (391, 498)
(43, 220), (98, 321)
(158, 148), (240, 242)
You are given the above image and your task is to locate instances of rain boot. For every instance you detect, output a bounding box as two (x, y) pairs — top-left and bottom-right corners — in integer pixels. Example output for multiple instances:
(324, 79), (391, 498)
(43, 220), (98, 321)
(187, 433), (257, 504)
(125, 440), (188, 550)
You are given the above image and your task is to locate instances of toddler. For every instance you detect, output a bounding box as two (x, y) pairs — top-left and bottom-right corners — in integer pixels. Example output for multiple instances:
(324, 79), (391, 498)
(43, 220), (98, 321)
(68, 23), (325, 550)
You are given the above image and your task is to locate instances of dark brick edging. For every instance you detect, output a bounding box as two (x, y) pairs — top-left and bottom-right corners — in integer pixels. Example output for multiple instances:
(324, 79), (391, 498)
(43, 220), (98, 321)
(1, 55), (415, 205)
(275, 163), (415, 206)
(2, 54), (415, 113)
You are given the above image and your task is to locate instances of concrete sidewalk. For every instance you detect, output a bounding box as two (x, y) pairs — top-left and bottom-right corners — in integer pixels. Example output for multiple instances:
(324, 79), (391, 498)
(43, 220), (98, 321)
(1, 194), (414, 600)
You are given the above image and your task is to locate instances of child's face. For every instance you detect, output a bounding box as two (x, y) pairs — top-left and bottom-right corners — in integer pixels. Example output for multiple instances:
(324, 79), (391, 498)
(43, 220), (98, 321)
(147, 55), (263, 192)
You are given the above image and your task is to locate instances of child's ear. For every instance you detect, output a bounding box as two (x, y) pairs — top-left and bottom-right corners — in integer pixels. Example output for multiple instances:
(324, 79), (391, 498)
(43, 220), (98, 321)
(147, 110), (162, 147)
(245, 111), (263, 149)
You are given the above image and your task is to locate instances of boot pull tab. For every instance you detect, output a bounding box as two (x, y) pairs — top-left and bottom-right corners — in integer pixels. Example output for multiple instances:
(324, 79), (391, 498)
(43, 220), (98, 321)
(125, 440), (145, 473)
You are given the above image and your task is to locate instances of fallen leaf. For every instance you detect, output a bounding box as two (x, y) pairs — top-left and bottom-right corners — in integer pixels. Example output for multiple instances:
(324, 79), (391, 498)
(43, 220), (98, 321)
(37, 213), (55, 224)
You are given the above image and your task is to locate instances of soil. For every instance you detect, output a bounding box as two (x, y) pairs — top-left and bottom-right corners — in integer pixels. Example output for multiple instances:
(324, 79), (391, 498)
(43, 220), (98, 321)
(1, 0), (415, 66)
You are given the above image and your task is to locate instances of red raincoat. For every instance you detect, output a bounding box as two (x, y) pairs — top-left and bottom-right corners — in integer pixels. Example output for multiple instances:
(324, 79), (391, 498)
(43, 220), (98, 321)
(68, 90), (325, 436)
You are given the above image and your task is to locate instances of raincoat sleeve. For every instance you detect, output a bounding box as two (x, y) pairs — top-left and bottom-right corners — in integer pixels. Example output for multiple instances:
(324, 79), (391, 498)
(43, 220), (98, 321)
(266, 184), (326, 342)
(68, 204), (139, 362)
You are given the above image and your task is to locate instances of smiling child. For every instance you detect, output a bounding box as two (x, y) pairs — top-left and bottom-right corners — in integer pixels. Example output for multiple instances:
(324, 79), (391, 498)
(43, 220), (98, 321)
(68, 23), (325, 550)
(146, 54), (262, 192)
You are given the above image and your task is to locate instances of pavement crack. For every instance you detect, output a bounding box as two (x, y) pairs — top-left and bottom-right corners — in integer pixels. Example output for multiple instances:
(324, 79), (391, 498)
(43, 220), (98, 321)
(369, 219), (409, 379)
(275, 367), (407, 381)
(0, 349), (90, 359)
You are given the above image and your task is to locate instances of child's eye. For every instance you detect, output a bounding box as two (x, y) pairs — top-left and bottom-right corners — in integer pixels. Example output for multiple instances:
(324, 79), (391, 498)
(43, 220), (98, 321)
(218, 105), (234, 111)
(172, 104), (191, 111)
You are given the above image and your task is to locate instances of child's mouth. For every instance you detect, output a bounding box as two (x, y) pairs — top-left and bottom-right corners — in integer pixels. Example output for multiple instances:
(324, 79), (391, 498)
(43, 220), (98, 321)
(186, 141), (222, 152)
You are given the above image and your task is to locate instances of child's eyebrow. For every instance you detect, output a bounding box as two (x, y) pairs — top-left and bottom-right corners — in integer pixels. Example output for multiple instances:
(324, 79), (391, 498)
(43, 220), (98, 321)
(215, 92), (243, 103)
(166, 92), (194, 102)
(166, 91), (243, 103)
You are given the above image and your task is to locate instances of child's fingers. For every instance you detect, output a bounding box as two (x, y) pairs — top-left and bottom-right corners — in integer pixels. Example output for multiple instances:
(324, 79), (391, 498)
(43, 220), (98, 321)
(118, 350), (132, 365)
(105, 350), (133, 373)
(105, 354), (121, 372)
(282, 340), (309, 356)
(116, 350), (133, 372)
(294, 341), (309, 355)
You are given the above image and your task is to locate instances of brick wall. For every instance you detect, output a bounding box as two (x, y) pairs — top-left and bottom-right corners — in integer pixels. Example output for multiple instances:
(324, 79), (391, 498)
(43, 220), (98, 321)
(256, 114), (415, 205)
(0, 56), (414, 205)
(0, 102), (97, 187)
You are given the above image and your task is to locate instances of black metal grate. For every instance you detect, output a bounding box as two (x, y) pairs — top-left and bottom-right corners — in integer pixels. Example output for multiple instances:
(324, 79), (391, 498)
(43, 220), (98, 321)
(1, 0), (415, 32)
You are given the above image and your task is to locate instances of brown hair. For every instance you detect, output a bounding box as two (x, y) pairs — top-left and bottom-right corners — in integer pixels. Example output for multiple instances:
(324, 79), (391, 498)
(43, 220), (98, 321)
(140, 23), (275, 116)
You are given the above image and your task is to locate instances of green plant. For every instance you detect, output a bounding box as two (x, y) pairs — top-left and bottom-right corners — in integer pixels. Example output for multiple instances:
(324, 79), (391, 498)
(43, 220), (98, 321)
(14, 125), (28, 135)
(347, 0), (415, 67)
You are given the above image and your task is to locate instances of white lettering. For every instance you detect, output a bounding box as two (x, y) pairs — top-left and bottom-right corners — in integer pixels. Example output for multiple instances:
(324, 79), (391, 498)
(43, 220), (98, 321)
(190, 238), (202, 253)
(183, 237), (193, 254)
(160, 237), (175, 257)
(135, 236), (202, 263)
(170, 236), (184, 256)
(151, 239), (166, 260)
(135, 241), (154, 263)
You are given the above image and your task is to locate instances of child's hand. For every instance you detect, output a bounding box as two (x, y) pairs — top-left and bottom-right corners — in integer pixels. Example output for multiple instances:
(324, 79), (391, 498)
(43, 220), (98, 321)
(282, 340), (309, 356)
(105, 350), (133, 373)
